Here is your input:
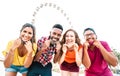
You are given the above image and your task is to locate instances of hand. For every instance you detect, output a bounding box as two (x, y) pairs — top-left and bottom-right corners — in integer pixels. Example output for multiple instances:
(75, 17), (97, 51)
(93, 40), (102, 48)
(24, 41), (33, 53)
(66, 42), (74, 49)
(34, 40), (50, 61)
(62, 44), (67, 53)
(73, 43), (79, 52)
(41, 40), (50, 50)
(55, 41), (61, 52)
(83, 41), (89, 49)
(11, 38), (21, 50)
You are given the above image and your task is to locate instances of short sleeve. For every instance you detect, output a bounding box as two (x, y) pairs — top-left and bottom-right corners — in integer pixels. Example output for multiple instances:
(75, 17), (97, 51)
(32, 43), (37, 57)
(101, 41), (112, 52)
(37, 36), (48, 51)
(2, 40), (14, 57)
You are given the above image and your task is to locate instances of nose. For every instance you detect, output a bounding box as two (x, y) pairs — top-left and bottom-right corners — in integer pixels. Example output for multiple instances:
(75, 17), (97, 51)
(53, 34), (58, 38)
(24, 33), (29, 37)
(68, 37), (71, 39)
(88, 35), (91, 38)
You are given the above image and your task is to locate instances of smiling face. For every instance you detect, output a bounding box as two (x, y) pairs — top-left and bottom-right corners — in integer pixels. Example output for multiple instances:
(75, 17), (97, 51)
(84, 30), (97, 45)
(50, 28), (62, 42)
(20, 27), (33, 42)
(65, 30), (75, 44)
(64, 30), (76, 49)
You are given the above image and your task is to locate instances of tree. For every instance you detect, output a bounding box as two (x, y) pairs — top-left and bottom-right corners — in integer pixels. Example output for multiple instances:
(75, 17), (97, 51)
(112, 48), (120, 63)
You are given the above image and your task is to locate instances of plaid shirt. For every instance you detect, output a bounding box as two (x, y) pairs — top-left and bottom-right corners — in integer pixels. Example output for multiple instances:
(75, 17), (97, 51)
(36, 36), (56, 66)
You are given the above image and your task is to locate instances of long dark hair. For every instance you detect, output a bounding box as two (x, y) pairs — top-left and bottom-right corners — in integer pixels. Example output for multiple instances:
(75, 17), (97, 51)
(20, 23), (36, 43)
(19, 23), (36, 56)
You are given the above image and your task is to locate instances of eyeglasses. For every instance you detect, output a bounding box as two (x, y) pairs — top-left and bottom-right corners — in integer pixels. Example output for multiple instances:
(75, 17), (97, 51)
(84, 33), (95, 37)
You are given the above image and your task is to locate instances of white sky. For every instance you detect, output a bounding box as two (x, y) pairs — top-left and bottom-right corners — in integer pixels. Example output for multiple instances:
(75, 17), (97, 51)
(0, 0), (120, 57)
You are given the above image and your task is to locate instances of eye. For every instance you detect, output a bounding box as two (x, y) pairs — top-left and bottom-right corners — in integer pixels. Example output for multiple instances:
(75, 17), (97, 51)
(23, 30), (27, 33)
(57, 34), (61, 37)
(65, 35), (69, 37)
(22, 30), (33, 35)
(28, 32), (32, 35)
(70, 35), (74, 37)
(53, 32), (56, 35)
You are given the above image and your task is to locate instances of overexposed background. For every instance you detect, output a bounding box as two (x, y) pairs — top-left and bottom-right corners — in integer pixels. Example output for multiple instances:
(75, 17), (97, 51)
(0, 0), (120, 76)
(0, 0), (120, 59)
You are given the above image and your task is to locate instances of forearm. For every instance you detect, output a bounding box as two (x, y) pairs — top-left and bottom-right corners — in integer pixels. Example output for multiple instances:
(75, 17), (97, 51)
(53, 52), (60, 63)
(4, 49), (15, 68)
(59, 52), (66, 64)
(75, 51), (82, 66)
(99, 46), (118, 66)
(82, 49), (91, 69)
(24, 52), (33, 68)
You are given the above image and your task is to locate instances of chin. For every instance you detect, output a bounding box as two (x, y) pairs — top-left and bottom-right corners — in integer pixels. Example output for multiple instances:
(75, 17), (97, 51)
(23, 40), (27, 41)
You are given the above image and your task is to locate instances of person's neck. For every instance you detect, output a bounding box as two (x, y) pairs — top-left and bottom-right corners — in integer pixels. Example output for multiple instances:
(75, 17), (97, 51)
(89, 45), (95, 51)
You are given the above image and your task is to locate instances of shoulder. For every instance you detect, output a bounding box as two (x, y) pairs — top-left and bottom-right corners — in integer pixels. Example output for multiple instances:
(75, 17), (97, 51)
(78, 44), (83, 51)
(100, 41), (111, 51)
(100, 41), (109, 46)
(37, 36), (49, 50)
(33, 43), (37, 49)
(7, 40), (15, 46)
(37, 36), (48, 43)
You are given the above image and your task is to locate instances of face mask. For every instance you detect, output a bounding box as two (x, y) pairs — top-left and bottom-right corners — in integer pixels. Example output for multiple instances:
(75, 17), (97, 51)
(89, 41), (94, 45)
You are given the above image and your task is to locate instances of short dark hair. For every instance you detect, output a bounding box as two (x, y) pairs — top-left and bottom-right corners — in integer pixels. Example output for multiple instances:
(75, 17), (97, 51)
(83, 27), (96, 35)
(52, 24), (63, 31)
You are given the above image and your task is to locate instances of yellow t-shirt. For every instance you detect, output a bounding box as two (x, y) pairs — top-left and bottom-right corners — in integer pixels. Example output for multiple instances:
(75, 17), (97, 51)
(2, 40), (37, 66)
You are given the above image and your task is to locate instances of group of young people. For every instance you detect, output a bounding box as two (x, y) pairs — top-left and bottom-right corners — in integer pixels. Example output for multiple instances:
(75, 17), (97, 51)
(2, 23), (118, 76)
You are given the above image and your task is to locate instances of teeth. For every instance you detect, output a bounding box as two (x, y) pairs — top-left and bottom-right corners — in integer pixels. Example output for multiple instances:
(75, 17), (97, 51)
(53, 38), (56, 41)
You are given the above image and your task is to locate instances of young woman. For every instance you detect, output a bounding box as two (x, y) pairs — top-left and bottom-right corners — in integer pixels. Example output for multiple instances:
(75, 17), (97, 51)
(2, 23), (37, 76)
(59, 29), (83, 76)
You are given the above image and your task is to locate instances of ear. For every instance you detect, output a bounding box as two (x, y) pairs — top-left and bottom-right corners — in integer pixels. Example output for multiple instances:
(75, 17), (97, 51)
(95, 34), (97, 39)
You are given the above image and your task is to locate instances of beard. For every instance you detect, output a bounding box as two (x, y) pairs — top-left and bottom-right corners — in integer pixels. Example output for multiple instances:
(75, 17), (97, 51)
(49, 36), (59, 47)
(50, 36), (59, 42)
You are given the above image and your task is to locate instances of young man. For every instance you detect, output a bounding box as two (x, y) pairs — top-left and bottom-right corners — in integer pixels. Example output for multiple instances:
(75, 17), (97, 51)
(82, 27), (118, 76)
(27, 24), (63, 76)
